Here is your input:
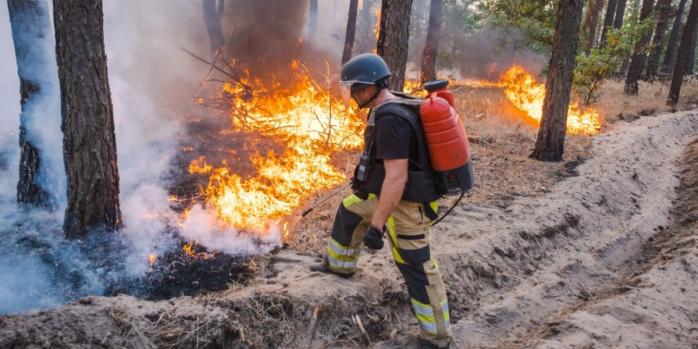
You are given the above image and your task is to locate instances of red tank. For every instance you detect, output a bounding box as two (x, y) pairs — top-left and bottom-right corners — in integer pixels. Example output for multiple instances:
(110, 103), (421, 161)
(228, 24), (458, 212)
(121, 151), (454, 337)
(418, 80), (474, 195)
(419, 89), (469, 171)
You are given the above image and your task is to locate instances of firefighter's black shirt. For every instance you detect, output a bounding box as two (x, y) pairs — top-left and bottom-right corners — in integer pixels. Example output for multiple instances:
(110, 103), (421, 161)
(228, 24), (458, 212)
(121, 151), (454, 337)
(374, 112), (422, 171)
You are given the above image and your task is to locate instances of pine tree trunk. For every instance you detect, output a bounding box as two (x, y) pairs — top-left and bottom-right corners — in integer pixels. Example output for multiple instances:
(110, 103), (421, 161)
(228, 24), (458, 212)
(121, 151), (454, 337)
(342, 0), (359, 64)
(54, 0), (122, 237)
(684, 27), (698, 73)
(662, 0), (689, 74)
(644, 0), (673, 80)
(614, 0), (629, 28)
(419, 0), (444, 83)
(582, 0), (604, 52)
(308, 0), (318, 42)
(7, 0), (53, 208)
(600, 0), (619, 47)
(202, 0), (225, 60)
(668, 0), (698, 106)
(624, 0), (656, 94)
(356, 0), (376, 53)
(531, 0), (584, 162)
(376, 0), (413, 91)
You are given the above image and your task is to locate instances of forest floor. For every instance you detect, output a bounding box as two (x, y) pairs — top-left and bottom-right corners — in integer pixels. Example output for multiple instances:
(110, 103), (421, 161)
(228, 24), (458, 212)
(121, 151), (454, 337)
(1, 81), (698, 349)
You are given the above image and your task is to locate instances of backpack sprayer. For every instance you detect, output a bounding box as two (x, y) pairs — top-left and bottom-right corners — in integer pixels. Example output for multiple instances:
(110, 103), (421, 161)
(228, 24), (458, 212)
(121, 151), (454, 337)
(302, 80), (474, 224)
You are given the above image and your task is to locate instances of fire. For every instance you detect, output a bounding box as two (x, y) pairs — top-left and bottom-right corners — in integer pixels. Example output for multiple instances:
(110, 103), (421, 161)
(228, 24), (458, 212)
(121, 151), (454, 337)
(190, 61), (363, 236)
(188, 62), (598, 242)
(407, 66), (600, 135)
(183, 242), (197, 257)
(497, 66), (601, 135)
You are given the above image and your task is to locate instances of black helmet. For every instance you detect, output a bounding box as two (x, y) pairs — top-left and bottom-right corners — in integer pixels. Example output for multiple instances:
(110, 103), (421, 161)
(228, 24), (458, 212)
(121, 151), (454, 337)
(340, 53), (391, 87)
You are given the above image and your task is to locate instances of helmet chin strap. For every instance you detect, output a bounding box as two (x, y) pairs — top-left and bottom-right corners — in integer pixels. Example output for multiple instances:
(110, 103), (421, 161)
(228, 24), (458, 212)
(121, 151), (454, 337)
(356, 87), (383, 109)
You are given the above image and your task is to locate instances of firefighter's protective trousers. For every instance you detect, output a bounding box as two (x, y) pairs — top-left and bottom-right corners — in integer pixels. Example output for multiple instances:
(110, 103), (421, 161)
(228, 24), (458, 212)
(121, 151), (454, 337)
(325, 193), (451, 347)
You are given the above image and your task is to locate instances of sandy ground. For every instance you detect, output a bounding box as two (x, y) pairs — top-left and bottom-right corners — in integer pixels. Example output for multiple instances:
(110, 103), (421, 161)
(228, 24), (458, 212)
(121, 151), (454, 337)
(1, 107), (697, 348)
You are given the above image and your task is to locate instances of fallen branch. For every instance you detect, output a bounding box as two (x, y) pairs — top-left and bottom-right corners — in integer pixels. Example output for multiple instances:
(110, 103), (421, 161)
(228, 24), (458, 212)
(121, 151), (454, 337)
(306, 305), (320, 348)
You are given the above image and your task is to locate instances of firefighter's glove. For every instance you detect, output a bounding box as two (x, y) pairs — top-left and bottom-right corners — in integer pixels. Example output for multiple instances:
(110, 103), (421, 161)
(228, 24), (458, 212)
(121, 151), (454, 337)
(363, 226), (385, 250)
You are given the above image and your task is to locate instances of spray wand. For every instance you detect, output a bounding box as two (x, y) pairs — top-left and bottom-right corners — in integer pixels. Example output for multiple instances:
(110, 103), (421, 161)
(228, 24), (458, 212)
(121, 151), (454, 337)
(301, 183), (352, 217)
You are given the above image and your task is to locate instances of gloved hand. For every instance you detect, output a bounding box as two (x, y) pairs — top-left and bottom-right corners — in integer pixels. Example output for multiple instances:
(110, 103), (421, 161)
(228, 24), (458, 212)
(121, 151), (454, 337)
(363, 226), (385, 250)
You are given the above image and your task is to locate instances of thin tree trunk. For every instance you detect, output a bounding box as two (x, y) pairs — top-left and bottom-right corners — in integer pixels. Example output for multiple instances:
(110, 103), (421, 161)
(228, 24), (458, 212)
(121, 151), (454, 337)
(624, 0), (656, 94)
(601, 0), (619, 47)
(531, 0), (584, 162)
(662, 0), (689, 74)
(203, 0), (225, 60)
(7, 0), (53, 208)
(308, 0), (318, 42)
(582, 0), (604, 52)
(342, 0), (359, 64)
(420, 0), (444, 83)
(355, 0), (375, 53)
(376, 0), (413, 91)
(644, 0), (673, 80)
(618, 0), (637, 75)
(614, 0), (629, 28)
(668, 0), (698, 106)
(685, 27), (698, 73)
(54, 0), (122, 237)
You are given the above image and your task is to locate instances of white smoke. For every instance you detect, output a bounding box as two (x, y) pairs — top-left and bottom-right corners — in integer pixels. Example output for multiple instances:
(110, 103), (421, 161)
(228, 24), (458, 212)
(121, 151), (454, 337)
(180, 204), (280, 255)
(1, 0), (363, 314)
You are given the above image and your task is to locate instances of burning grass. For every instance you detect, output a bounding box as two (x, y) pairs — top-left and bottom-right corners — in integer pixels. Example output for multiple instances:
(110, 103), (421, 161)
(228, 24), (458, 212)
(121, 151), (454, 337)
(172, 61), (698, 258)
(187, 60), (363, 240)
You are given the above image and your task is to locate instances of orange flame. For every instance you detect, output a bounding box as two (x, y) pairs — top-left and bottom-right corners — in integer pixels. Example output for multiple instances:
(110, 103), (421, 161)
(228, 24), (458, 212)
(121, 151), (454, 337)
(407, 65), (601, 135)
(498, 66), (601, 135)
(190, 61), (363, 236)
(183, 242), (196, 257)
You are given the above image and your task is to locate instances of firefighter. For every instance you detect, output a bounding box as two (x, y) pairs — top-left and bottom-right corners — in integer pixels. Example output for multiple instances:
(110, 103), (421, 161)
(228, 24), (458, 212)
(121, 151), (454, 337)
(310, 53), (451, 349)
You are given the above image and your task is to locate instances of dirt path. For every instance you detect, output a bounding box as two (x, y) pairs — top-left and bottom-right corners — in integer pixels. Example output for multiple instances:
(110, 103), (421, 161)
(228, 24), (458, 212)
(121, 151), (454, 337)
(0, 110), (696, 349)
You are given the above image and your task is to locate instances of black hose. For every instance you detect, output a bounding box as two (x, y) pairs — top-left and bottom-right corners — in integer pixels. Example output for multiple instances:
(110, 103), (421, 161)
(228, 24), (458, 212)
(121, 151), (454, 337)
(431, 191), (466, 226)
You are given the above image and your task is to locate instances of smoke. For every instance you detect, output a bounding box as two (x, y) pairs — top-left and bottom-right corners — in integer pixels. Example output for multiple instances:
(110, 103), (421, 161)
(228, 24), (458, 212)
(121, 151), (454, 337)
(180, 204), (280, 255)
(0, 0), (210, 314)
(0, 0), (547, 315)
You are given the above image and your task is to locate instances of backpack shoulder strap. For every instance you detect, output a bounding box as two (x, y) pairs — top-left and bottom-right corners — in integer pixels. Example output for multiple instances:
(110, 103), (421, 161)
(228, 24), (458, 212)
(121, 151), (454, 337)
(373, 98), (432, 174)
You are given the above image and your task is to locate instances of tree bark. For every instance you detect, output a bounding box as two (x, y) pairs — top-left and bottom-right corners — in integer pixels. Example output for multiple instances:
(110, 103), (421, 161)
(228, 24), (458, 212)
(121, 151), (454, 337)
(662, 0), (689, 74)
(644, 0), (673, 79)
(308, 0), (318, 42)
(531, 0), (584, 162)
(7, 0), (54, 208)
(420, 0), (444, 83)
(600, 0), (619, 47)
(684, 26), (698, 73)
(614, 0), (628, 28)
(356, 0), (376, 53)
(342, 0), (359, 64)
(376, 0), (413, 91)
(54, 0), (122, 237)
(202, 0), (225, 60)
(668, 0), (698, 106)
(624, 0), (656, 94)
(582, 0), (604, 52)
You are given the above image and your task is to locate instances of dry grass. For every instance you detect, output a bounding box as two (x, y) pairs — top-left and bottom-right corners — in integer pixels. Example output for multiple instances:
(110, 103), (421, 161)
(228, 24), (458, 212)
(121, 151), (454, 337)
(288, 80), (698, 254)
(594, 79), (698, 124)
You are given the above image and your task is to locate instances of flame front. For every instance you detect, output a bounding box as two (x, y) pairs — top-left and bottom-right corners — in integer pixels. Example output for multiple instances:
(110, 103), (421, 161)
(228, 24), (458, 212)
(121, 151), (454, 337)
(498, 66), (601, 135)
(191, 61), (363, 236)
(191, 63), (599, 240)
(407, 65), (601, 135)
(430, 65), (601, 135)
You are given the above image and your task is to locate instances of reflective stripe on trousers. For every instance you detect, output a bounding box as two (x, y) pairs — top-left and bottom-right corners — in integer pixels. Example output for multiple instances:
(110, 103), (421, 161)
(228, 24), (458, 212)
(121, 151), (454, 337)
(411, 297), (450, 335)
